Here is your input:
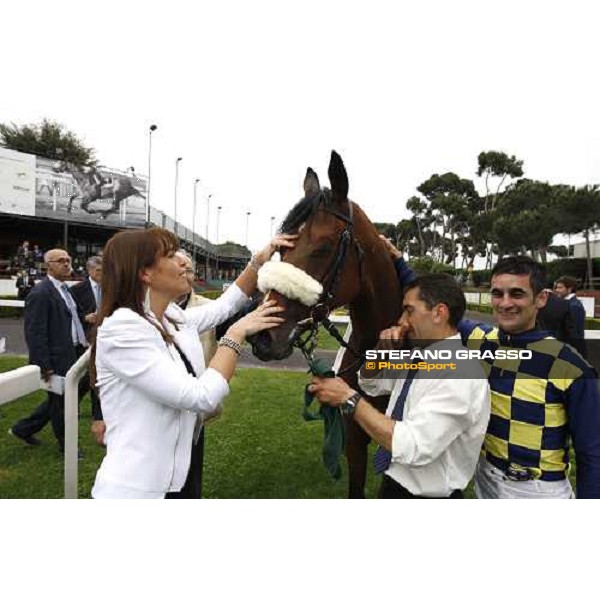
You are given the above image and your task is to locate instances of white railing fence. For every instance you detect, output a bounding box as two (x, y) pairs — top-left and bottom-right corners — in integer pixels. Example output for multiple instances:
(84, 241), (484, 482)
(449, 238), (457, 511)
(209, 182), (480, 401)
(0, 349), (90, 499)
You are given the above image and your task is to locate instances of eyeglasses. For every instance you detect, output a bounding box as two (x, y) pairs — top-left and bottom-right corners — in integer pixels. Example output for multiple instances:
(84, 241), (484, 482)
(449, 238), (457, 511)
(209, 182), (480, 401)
(47, 258), (72, 264)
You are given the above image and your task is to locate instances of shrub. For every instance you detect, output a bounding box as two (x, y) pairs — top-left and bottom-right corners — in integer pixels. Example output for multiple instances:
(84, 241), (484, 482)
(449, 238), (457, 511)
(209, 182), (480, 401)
(200, 290), (223, 300)
(408, 257), (456, 275)
(543, 258), (588, 285)
(470, 270), (492, 287)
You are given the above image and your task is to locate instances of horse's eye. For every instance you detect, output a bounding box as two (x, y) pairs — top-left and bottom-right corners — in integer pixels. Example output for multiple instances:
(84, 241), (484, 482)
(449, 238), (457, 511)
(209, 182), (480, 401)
(311, 247), (332, 258)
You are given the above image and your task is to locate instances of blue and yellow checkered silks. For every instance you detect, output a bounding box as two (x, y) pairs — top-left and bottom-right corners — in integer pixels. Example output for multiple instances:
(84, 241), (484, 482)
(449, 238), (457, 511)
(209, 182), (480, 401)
(460, 322), (591, 481)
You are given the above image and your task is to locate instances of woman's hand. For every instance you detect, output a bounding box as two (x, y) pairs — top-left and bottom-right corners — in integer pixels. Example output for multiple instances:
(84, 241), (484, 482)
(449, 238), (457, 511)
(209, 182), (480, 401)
(227, 300), (284, 341)
(254, 233), (298, 265)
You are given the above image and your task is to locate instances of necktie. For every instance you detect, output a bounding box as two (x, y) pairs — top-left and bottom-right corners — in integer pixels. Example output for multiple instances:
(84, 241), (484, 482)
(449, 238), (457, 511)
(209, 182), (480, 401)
(61, 283), (87, 346)
(95, 283), (102, 309)
(373, 367), (418, 474)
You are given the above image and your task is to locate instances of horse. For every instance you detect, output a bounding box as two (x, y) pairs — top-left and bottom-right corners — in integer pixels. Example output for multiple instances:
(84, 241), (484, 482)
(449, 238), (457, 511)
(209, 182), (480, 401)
(248, 150), (404, 498)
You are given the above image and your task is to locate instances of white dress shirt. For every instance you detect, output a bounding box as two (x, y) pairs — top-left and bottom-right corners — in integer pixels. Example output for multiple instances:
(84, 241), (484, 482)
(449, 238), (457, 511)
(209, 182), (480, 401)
(359, 334), (491, 497)
(90, 279), (101, 308)
(92, 283), (249, 499)
(48, 275), (82, 345)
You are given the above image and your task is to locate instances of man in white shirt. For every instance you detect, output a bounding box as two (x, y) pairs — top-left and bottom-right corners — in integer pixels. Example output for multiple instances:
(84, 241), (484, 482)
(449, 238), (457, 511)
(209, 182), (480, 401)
(309, 273), (491, 498)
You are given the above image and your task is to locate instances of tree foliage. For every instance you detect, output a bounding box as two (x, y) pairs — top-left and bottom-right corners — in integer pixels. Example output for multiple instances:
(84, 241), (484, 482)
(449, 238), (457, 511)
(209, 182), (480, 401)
(396, 149), (597, 283)
(0, 118), (96, 167)
(553, 185), (600, 288)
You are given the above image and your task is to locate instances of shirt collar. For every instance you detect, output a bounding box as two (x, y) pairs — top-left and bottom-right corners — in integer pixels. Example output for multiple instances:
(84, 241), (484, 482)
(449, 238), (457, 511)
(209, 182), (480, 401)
(498, 327), (548, 346)
(47, 274), (65, 292)
(426, 332), (461, 349)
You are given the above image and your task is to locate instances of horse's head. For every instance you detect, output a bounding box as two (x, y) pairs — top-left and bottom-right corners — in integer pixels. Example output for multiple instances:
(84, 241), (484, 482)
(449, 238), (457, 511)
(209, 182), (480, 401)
(249, 151), (367, 361)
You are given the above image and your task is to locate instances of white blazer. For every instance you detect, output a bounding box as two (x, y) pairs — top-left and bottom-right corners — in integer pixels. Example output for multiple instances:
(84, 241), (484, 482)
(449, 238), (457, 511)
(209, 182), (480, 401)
(91, 284), (249, 499)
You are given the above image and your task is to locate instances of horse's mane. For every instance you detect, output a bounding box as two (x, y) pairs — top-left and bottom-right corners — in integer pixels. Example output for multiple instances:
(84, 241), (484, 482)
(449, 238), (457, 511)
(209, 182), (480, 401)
(279, 190), (332, 234)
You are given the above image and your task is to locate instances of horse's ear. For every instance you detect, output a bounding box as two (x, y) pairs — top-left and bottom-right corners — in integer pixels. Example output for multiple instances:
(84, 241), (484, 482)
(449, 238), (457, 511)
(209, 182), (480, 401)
(303, 168), (320, 197)
(328, 150), (348, 202)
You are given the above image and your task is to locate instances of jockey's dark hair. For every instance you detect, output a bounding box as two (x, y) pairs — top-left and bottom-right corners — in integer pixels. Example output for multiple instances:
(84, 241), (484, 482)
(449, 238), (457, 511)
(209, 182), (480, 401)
(279, 189), (332, 234)
(404, 273), (466, 327)
(492, 255), (546, 295)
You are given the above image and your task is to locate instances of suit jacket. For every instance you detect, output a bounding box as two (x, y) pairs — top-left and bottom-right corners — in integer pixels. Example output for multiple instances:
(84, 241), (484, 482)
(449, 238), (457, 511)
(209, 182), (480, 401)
(70, 278), (97, 341)
(537, 293), (587, 357)
(567, 296), (588, 358)
(24, 277), (78, 376)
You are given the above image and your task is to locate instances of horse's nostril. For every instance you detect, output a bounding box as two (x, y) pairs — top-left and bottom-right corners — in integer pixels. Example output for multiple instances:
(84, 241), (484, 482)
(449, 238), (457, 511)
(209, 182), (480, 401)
(256, 331), (271, 349)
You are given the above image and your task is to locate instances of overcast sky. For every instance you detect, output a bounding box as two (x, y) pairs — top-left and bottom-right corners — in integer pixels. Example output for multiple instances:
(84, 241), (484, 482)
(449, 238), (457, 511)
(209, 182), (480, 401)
(2, 0), (599, 252)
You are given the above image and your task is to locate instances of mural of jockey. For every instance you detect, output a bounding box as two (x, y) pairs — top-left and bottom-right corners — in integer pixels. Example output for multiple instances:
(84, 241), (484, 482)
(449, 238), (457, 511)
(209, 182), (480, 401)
(35, 158), (147, 227)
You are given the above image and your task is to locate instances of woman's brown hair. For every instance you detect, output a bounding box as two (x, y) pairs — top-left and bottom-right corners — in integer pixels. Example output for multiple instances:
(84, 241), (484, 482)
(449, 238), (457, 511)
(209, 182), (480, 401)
(90, 227), (179, 385)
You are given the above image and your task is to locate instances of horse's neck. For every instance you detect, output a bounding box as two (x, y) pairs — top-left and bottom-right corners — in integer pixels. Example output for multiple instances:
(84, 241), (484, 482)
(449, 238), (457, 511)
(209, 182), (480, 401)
(350, 283), (400, 351)
(348, 214), (403, 352)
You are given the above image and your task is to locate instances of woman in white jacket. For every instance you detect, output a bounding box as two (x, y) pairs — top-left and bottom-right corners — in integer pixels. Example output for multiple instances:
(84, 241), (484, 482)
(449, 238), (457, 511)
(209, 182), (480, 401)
(91, 227), (295, 498)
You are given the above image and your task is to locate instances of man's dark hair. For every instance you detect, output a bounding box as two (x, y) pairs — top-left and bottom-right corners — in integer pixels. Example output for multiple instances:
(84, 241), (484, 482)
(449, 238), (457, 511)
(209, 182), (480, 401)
(405, 273), (466, 327)
(492, 256), (546, 295)
(556, 275), (578, 293)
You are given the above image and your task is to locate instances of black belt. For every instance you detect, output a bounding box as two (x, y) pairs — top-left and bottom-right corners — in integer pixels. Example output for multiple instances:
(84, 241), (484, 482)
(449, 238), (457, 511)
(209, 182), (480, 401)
(486, 455), (567, 482)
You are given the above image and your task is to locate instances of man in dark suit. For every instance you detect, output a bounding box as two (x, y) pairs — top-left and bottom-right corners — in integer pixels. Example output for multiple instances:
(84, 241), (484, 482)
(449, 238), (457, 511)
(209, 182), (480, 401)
(9, 248), (89, 453)
(554, 275), (587, 358)
(70, 256), (104, 444)
(537, 289), (587, 357)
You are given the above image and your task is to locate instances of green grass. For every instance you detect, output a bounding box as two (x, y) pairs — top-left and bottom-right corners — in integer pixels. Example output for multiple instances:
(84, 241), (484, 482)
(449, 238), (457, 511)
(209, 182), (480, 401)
(0, 356), (577, 498)
(315, 325), (348, 351)
(0, 356), (379, 498)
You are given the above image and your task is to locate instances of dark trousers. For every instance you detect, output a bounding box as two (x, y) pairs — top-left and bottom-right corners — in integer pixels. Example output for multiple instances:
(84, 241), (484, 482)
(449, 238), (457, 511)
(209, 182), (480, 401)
(12, 345), (89, 450)
(379, 475), (463, 499)
(166, 428), (205, 499)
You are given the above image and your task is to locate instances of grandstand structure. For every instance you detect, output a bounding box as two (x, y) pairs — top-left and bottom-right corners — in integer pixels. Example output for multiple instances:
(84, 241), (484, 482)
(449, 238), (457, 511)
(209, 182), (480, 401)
(0, 146), (250, 284)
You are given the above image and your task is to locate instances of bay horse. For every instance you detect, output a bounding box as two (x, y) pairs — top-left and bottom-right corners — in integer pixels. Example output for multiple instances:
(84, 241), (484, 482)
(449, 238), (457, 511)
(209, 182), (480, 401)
(249, 150), (404, 498)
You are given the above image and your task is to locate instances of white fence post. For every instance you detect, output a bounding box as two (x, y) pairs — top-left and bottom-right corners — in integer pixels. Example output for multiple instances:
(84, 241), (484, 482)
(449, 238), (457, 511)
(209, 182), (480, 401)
(64, 349), (91, 499)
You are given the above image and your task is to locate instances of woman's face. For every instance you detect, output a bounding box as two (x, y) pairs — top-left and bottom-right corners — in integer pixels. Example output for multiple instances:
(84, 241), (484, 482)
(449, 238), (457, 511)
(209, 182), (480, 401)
(146, 250), (189, 301)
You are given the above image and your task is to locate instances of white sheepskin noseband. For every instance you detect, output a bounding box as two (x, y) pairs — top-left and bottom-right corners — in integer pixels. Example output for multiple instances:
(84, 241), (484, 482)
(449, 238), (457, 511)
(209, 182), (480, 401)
(257, 261), (323, 307)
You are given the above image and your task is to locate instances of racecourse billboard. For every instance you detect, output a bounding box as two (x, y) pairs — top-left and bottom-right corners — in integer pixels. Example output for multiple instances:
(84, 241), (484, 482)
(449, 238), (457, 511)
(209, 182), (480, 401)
(0, 146), (147, 228)
(0, 147), (36, 216)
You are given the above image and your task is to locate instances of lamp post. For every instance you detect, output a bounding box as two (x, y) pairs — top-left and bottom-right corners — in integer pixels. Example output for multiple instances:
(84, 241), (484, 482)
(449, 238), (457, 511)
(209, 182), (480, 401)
(205, 193), (212, 281)
(270, 215), (275, 238)
(245, 211), (251, 247)
(174, 157), (182, 235)
(192, 178), (200, 272)
(146, 124), (157, 229)
(216, 205), (222, 279)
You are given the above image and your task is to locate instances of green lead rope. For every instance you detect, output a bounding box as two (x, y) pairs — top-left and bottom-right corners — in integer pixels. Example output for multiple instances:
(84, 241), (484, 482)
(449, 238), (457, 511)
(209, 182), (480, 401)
(303, 357), (345, 480)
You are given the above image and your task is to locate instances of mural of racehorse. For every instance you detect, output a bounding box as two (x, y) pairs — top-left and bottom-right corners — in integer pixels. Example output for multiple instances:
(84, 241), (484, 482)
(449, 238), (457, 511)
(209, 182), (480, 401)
(57, 164), (145, 218)
(249, 151), (404, 498)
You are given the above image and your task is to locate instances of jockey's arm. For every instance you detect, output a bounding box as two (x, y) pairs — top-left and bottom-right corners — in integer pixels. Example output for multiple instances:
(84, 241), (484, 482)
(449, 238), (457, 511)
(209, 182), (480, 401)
(378, 235), (416, 288)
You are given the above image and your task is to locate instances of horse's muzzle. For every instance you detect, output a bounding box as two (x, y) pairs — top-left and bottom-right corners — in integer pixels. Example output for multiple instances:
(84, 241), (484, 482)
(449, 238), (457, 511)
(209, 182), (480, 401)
(248, 331), (294, 362)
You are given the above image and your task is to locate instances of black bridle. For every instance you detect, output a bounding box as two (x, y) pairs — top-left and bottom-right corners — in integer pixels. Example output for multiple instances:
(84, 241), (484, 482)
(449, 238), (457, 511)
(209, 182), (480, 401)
(288, 191), (364, 369)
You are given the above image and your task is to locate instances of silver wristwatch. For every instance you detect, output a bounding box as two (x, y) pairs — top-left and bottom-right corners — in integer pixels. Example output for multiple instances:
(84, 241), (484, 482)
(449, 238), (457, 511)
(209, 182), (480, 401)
(341, 391), (362, 416)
